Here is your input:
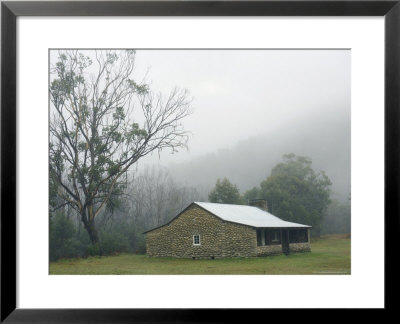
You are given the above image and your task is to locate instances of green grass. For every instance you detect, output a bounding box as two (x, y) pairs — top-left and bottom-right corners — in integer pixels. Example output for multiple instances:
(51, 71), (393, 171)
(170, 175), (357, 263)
(49, 234), (350, 275)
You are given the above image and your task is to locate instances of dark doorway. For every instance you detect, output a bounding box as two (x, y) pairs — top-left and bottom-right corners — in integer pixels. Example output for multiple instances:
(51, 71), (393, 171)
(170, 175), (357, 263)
(281, 229), (290, 255)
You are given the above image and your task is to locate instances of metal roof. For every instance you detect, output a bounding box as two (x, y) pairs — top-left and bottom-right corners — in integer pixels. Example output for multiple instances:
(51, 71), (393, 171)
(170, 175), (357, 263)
(194, 202), (311, 228)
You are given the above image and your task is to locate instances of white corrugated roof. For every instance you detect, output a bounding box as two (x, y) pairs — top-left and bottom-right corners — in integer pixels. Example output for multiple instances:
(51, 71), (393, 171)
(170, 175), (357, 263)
(194, 202), (311, 228)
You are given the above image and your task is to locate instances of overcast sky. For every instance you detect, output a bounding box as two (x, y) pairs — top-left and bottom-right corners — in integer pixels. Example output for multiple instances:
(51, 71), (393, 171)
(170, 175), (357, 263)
(50, 49), (350, 169)
(131, 49), (350, 166)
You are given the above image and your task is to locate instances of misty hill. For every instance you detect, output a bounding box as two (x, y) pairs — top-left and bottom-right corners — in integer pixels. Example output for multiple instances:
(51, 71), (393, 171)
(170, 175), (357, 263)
(167, 112), (350, 202)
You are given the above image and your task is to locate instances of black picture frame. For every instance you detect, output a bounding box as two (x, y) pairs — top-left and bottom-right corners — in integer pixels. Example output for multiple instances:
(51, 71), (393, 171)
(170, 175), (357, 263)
(1, 0), (398, 322)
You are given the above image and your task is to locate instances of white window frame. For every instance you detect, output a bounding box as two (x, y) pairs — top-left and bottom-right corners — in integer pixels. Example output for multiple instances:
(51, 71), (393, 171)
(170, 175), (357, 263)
(193, 234), (201, 246)
(272, 230), (280, 242)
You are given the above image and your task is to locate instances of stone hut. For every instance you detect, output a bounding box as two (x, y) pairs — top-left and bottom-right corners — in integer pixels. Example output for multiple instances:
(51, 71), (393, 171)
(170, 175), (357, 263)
(144, 201), (311, 258)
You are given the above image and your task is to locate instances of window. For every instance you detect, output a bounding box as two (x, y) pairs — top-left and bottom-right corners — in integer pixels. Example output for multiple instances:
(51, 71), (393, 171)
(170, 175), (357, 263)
(272, 230), (280, 242)
(257, 229), (281, 246)
(263, 230), (280, 245)
(289, 229), (308, 243)
(193, 235), (201, 245)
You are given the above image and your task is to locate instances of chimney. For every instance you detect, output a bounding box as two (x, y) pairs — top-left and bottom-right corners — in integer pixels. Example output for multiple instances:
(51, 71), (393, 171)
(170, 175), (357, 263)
(249, 199), (268, 212)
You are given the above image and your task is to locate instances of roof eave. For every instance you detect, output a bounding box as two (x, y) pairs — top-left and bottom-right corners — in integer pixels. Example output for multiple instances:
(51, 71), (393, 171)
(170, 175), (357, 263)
(143, 202), (197, 234)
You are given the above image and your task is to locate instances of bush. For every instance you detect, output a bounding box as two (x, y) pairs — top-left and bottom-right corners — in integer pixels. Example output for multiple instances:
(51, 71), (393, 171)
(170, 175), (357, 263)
(133, 235), (146, 254)
(122, 225), (146, 254)
(50, 212), (80, 261)
(98, 230), (129, 255)
(61, 237), (82, 258)
(103, 222), (146, 254)
(86, 243), (101, 257)
(322, 200), (351, 235)
(50, 211), (147, 260)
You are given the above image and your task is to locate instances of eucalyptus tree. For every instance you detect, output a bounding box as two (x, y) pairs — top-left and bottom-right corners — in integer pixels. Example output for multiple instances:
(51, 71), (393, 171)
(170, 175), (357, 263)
(260, 153), (332, 236)
(49, 50), (192, 244)
(208, 177), (243, 205)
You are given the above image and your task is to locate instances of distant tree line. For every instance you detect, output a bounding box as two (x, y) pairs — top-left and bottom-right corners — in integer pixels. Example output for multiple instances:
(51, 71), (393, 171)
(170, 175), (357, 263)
(208, 153), (350, 237)
(321, 199), (351, 235)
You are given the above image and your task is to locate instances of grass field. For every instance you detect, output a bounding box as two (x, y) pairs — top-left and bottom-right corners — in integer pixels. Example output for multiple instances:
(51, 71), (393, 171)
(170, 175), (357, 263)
(49, 234), (350, 275)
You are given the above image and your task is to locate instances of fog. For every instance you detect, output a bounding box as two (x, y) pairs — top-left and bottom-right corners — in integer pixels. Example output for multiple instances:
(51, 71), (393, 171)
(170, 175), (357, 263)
(49, 49), (351, 260)
(50, 49), (351, 200)
(133, 50), (350, 201)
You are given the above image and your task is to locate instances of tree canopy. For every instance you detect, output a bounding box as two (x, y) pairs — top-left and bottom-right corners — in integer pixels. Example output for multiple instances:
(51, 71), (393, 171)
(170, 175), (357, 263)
(242, 186), (262, 204)
(208, 178), (243, 204)
(49, 50), (192, 244)
(260, 153), (332, 236)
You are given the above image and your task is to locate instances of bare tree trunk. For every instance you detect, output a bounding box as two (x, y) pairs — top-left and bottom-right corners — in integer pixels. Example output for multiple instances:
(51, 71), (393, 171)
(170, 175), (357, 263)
(84, 220), (99, 244)
(81, 208), (99, 245)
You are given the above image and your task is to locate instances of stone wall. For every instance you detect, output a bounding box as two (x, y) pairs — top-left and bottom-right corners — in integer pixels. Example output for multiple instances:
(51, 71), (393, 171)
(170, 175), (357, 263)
(256, 245), (282, 256)
(146, 205), (258, 258)
(256, 242), (310, 256)
(289, 242), (311, 253)
(221, 220), (257, 257)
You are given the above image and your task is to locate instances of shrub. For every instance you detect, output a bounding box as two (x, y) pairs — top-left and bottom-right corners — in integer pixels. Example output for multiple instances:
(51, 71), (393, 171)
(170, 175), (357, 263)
(50, 212), (147, 260)
(49, 212), (79, 261)
(86, 243), (101, 257)
(98, 230), (129, 255)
